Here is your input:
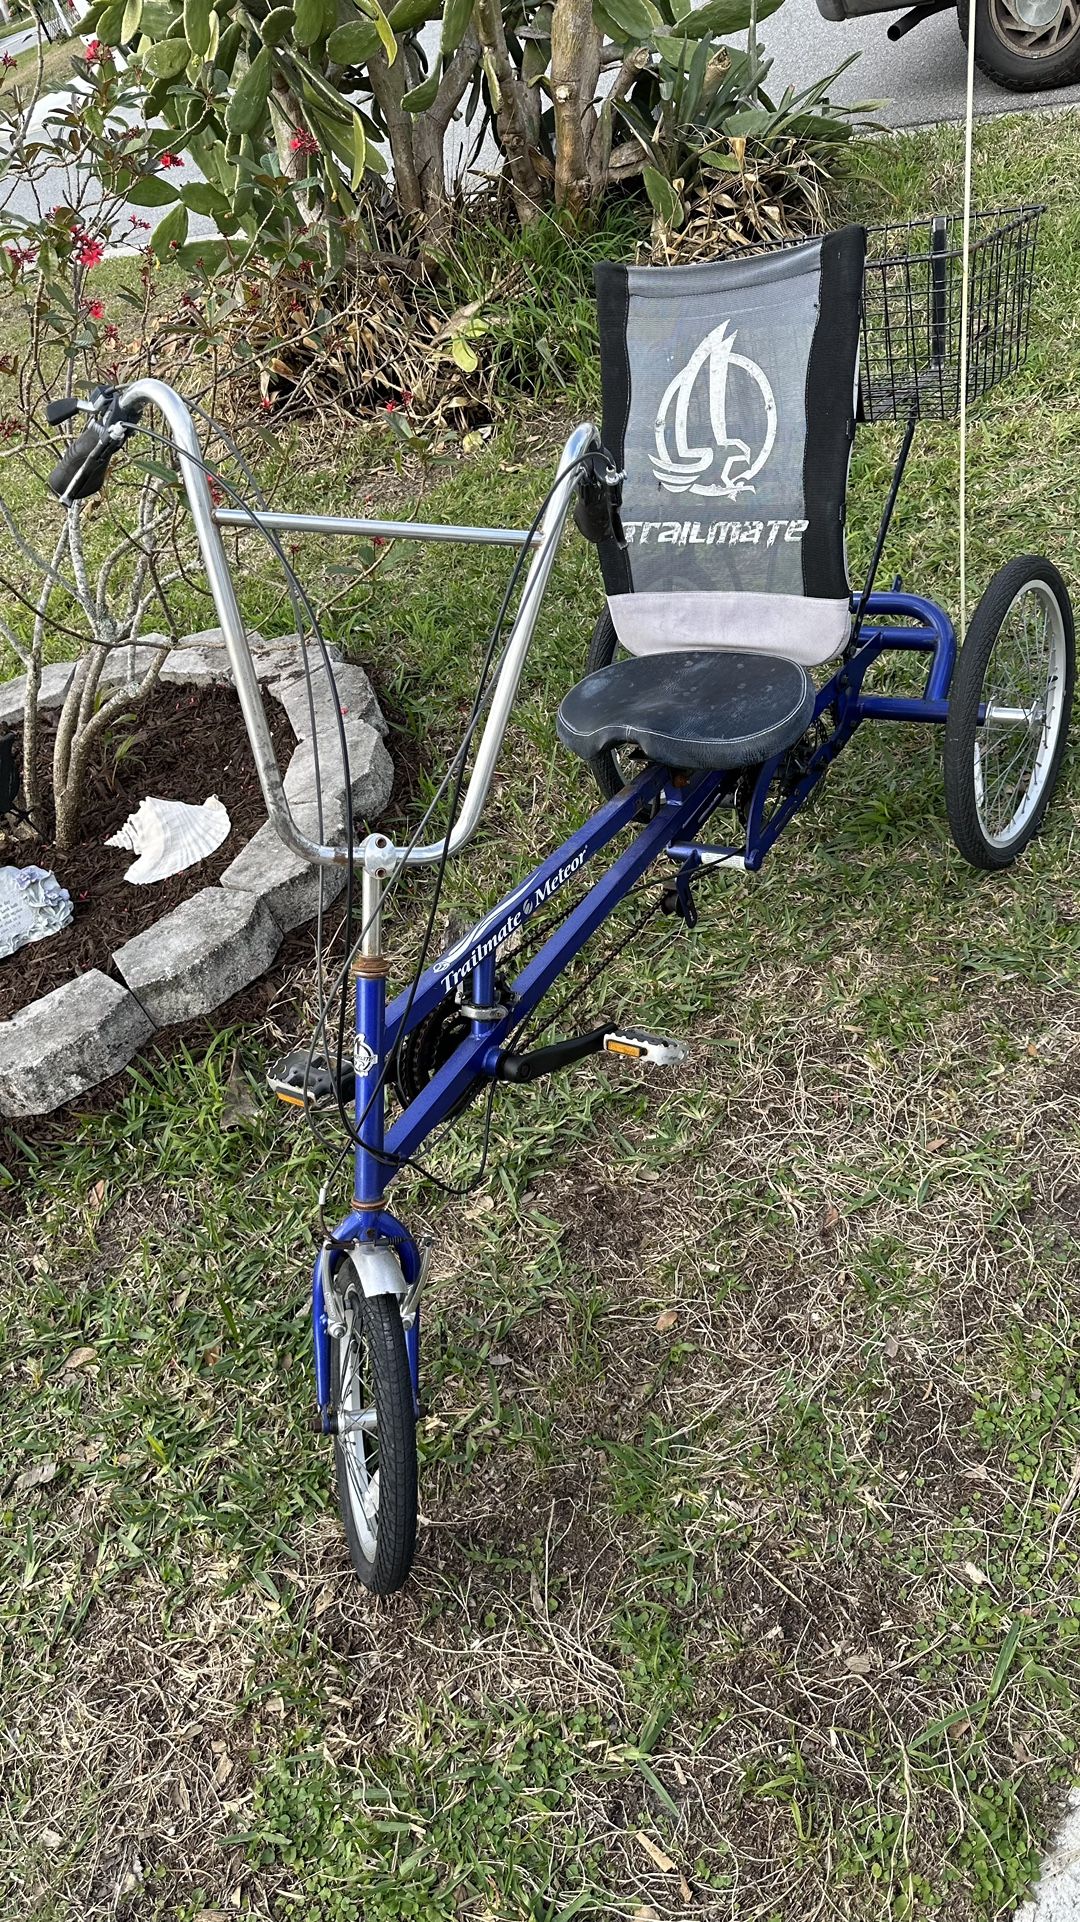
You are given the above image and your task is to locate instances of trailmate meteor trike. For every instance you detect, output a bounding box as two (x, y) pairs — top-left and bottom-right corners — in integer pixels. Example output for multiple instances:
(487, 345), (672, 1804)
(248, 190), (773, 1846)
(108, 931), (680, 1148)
(46, 209), (1072, 1591)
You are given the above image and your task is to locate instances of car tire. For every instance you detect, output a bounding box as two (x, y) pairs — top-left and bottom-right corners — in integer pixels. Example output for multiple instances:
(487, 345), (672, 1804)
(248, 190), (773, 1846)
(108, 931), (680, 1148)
(959, 0), (1080, 91)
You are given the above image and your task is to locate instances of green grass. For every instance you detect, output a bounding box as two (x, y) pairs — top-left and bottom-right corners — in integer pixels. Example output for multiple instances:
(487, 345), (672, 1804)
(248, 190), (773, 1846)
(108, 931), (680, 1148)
(7, 108), (1080, 1922)
(1, 27), (84, 97)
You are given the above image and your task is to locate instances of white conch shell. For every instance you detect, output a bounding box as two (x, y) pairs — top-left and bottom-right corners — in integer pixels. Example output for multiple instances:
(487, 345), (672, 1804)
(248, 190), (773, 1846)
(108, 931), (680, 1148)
(105, 794), (231, 885)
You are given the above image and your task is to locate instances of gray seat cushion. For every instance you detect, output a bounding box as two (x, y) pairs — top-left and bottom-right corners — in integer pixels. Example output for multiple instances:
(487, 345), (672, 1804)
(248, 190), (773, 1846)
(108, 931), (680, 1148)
(557, 647), (815, 773)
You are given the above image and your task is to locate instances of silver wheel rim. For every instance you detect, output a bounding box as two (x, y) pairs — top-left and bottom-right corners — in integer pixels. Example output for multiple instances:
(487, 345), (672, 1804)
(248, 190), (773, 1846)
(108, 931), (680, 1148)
(989, 0), (1080, 59)
(973, 579), (1067, 849)
(336, 1296), (380, 1562)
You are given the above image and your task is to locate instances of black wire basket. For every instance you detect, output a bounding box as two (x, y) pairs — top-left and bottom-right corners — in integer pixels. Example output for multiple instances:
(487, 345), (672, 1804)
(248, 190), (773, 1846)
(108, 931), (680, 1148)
(859, 206), (1042, 423)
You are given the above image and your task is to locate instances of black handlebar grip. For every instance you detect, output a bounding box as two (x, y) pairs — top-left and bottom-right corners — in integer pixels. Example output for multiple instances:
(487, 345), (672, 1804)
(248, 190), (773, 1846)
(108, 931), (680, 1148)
(45, 397), (81, 426)
(47, 421), (118, 501)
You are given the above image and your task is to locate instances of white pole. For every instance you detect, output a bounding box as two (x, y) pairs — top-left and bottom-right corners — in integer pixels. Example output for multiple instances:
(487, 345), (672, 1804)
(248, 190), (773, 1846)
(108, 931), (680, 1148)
(958, 0), (978, 635)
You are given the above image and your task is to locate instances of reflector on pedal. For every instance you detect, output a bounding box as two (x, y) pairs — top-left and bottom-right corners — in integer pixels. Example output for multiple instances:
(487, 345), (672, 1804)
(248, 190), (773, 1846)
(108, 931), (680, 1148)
(602, 1027), (688, 1066)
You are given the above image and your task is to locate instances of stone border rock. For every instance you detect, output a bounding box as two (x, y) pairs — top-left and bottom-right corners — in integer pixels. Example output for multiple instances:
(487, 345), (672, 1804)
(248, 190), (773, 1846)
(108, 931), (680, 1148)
(0, 633), (393, 1118)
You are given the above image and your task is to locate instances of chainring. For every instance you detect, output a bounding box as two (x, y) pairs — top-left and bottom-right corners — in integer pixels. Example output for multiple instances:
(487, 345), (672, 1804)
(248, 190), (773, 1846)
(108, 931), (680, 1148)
(393, 999), (473, 1112)
(394, 965), (517, 1114)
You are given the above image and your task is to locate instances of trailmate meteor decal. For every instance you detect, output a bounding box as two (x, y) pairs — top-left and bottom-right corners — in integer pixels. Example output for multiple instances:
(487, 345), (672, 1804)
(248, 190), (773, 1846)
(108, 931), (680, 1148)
(435, 848), (590, 989)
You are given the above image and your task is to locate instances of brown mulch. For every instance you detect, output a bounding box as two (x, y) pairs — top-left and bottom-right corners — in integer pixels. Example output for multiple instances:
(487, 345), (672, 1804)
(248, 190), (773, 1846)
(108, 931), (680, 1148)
(0, 688), (419, 1195)
(0, 681), (295, 1023)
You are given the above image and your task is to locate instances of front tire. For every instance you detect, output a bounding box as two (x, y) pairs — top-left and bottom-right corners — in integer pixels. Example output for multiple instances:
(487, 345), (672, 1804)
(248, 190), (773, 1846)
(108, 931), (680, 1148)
(331, 1288), (418, 1593)
(960, 0), (1080, 91)
(944, 556), (1074, 869)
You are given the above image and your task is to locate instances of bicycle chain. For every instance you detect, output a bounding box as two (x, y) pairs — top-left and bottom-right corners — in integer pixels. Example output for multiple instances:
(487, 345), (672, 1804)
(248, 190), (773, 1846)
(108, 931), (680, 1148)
(519, 887), (673, 1050)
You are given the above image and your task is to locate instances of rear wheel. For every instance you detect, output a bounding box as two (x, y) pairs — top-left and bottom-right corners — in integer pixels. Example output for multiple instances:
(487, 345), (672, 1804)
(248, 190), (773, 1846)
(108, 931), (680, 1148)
(960, 0), (1080, 91)
(583, 607), (636, 801)
(944, 557), (1074, 869)
(331, 1287), (418, 1593)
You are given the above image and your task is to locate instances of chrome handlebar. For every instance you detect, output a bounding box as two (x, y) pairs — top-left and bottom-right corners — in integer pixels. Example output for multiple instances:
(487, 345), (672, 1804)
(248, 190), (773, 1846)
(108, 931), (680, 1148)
(113, 376), (598, 873)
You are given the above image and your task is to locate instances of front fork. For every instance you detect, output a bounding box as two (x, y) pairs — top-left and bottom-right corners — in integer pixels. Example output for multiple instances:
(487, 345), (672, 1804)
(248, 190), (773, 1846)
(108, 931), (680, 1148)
(312, 844), (424, 1432)
(312, 1228), (425, 1430)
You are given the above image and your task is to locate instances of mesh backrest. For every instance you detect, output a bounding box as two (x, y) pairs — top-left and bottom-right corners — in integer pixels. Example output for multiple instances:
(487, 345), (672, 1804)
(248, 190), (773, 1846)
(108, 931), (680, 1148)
(594, 228), (866, 664)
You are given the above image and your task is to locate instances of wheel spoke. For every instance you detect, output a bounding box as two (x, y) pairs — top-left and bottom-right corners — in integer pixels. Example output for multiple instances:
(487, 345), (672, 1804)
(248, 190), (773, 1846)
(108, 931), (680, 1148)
(335, 1301), (381, 1562)
(972, 581), (1067, 846)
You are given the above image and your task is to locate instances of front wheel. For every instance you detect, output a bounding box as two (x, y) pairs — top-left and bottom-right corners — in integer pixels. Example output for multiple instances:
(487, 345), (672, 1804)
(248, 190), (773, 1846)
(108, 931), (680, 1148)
(960, 0), (1080, 91)
(331, 1288), (418, 1593)
(944, 557), (1074, 869)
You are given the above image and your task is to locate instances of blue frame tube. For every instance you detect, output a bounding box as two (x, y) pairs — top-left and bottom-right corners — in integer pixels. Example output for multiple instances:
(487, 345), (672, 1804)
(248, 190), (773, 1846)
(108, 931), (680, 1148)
(378, 770), (725, 1168)
(737, 594), (955, 870)
(354, 968), (388, 1207)
(382, 763), (669, 1057)
(349, 588), (958, 1202)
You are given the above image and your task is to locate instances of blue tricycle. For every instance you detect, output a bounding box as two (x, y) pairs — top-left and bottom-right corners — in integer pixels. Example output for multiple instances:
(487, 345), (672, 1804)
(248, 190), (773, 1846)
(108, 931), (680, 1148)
(45, 207), (1072, 1590)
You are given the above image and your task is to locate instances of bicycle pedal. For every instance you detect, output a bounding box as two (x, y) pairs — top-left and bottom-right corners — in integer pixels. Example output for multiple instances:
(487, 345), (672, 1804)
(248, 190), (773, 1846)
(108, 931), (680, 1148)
(268, 1049), (355, 1110)
(603, 1027), (688, 1067)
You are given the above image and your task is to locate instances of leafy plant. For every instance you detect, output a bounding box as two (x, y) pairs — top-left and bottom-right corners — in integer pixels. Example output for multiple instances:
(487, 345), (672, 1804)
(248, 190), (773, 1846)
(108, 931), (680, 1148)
(0, 54), (230, 852)
(70, 0), (869, 255)
(617, 22), (873, 242)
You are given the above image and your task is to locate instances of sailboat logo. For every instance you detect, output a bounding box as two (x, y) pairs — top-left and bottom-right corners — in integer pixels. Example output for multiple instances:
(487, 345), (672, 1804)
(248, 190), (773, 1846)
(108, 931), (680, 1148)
(651, 321), (777, 499)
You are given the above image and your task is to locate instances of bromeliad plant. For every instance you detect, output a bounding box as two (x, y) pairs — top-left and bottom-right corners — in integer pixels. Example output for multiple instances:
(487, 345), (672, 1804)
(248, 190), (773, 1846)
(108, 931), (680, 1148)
(622, 25), (874, 247)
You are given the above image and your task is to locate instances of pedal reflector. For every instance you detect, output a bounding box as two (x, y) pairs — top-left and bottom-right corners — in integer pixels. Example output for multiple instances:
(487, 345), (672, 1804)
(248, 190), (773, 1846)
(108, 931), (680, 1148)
(602, 1027), (688, 1067)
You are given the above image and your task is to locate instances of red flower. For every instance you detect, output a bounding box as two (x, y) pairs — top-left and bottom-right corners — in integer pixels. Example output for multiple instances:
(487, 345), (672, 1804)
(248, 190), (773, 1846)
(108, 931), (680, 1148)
(83, 36), (103, 61)
(85, 298), (104, 320)
(103, 323), (118, 344)
(401, 389), (413, 406)
(76, 234), (105, 269)
(260, 396), (273, 411)
(1, 51), (16, 70)
(289, 129), (319, 156)
(208, 479), (224, 506)
(6, 243), (36, 270)
(158, 151), (183, 169)
(384, 400), (398, 412)
(0, 417), (21, 439)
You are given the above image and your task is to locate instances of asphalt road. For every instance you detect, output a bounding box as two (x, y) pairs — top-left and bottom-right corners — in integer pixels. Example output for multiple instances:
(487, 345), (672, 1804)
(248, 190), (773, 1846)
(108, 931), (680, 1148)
(757, 0), (1080, 125)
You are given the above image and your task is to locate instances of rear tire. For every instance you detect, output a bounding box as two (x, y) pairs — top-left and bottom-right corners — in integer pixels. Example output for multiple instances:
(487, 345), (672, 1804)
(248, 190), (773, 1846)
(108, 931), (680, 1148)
(583, 607), (633, 801)
(960, 0), (1080, 92)
(944, 557), (1074, 869)
(331, 1288), (418, 1593)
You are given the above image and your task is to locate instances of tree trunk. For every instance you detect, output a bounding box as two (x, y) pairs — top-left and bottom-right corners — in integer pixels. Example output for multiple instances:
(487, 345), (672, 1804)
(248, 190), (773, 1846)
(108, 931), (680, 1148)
(550, 0), (603, 220)
(17, 520), (72, 834)
(20, 648), (44, 831)
(269, 72), (316, 224)
(411, 29), (481, 251)
(368, 48), (427, 224)
(474, 0), (545, 223)
(53, 653), (167, 853)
